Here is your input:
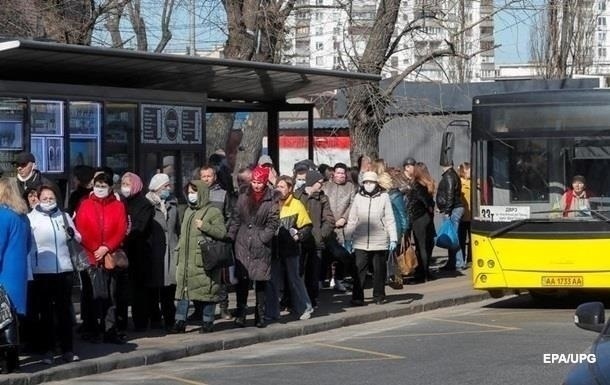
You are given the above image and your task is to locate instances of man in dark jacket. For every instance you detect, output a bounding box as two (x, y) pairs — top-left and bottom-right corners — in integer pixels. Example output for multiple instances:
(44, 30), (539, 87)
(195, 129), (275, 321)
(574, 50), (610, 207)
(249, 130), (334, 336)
(294, 170), (336, 307)
(436, 162), (465, 271)
(11, 152), (59, 207)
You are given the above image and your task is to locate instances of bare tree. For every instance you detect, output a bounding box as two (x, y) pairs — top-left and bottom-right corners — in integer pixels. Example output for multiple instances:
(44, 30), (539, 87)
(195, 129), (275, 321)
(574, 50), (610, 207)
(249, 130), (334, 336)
(530, 0), (597, 78)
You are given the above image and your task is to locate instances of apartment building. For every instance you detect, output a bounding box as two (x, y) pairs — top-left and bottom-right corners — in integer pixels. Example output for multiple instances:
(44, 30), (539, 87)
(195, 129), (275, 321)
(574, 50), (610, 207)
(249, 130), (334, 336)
(284, 0), (495, 82)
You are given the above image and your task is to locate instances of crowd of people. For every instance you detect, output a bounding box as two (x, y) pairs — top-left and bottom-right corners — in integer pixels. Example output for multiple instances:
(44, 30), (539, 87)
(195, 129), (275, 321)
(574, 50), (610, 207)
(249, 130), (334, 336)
(0, 150), (473, 372)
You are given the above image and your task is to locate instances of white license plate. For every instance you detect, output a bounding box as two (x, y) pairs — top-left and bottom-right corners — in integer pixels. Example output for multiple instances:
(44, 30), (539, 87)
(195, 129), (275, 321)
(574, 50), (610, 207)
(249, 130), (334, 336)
(541, 276), (583, 287)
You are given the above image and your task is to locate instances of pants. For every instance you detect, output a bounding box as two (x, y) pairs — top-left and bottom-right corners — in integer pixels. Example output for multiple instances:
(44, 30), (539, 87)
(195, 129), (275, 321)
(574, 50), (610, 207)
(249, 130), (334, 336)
(235, 278), (266, 317)
(31, 272), (74, 354)
(267, 254), (312, 319)
(412, 214), (436, 279)
(303, 248), (322, 307)
(448, 207), (465, 269)
(458, 221), (471, 263)
(351, 249), (387, 302)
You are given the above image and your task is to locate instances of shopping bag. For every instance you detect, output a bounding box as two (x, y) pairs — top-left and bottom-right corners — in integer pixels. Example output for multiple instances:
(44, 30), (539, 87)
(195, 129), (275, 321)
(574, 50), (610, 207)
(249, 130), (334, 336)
(61, 213), (91, 272)
(387, 252), (404, 290)
(396, 238), (418, 276)
(435, 217), (459, 250)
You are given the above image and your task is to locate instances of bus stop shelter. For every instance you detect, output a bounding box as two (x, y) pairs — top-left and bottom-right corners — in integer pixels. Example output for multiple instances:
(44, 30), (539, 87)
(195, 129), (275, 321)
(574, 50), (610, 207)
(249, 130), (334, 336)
(0, 39), (379, 196)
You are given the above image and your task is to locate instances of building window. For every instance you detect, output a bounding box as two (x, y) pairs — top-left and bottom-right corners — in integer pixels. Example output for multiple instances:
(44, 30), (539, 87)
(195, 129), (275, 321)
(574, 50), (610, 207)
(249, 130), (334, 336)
(600, 1), (606, 10)
(599, 47), (607, 57)
(390, 56), (399, 67)
(316, 42), (324, 50)
(316, 0), (324, 5)
(599, 32), (606, 42)
(598, 17), (606, 26)
(316, 56), (325, 65)
(316, 27), (323, 35)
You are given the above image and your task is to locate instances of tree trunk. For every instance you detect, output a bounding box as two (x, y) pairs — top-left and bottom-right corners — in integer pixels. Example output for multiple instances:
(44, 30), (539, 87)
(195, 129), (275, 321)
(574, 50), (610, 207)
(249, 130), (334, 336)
(347, 84), (386, 165)
(234, 113), (268, 171)
(205, 113), (235, 158)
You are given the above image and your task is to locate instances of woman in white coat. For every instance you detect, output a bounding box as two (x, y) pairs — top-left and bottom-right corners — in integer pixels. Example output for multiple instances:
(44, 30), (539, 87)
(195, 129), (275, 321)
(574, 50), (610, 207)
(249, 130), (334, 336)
(28, 185), (81, 365)
(345, 171), (397, 306)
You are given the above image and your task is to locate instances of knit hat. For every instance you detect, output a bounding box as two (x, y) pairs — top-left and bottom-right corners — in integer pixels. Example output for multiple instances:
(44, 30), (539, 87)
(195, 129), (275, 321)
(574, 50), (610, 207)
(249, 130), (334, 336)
(361, 171), (378, 183)
(258, 154), (273, 166)
(252, 165), (270, 183)
(149, 173), (170, 191)
(122, 172), (143, 195)
(403, 157), (416, 167)
(305, 170), (324, 187)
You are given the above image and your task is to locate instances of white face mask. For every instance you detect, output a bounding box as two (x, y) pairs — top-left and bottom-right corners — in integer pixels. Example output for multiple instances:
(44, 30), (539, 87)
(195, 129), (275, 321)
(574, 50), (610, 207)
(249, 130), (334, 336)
(364, 183), (376, 193)
(93, 187), (109, 199)
(295, 180), (306, 190)
(39, 201), (57, 211)
(121, 187), (131, 197)
(188, 192), (198, 204)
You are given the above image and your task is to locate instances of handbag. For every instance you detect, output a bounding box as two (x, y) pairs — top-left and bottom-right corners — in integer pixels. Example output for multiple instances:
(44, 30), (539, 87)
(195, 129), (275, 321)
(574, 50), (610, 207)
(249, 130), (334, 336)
(0, 286), (13, 331)
(396, 237), (418, 276)
(60, 213), (91, 272)
(199, 238), (234, 272)
(386, 251), (404, 290)
(435, 217), (459, 250)
(104, 248), (129, 270)
(88, 266), (109, 299)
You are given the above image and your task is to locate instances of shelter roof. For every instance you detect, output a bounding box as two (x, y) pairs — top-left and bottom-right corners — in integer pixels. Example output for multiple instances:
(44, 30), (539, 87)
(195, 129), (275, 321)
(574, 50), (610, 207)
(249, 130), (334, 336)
(0, 40), (379, 103)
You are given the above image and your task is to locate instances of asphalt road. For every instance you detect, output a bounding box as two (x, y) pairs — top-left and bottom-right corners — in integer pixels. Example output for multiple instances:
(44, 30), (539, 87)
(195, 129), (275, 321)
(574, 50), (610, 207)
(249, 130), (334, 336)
(47, 294), (603, 385)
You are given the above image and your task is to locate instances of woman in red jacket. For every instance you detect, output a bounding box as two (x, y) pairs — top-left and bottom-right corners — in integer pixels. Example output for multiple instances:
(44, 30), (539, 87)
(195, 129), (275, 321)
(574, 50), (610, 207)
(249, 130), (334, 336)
(75, 172), (128, 344)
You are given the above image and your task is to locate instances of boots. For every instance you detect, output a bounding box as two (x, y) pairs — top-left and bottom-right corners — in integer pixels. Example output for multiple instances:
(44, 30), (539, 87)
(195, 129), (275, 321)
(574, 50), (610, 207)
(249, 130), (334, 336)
(200, 322), (214, 333)
(255, 291), (266, 329)
(233, 306), (246, 328)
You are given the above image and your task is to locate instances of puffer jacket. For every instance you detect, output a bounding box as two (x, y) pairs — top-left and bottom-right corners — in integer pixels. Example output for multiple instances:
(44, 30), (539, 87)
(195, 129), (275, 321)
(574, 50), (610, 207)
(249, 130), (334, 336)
(228, 186), (279, 281)
(345, 186), (397, 251)
(322, 180), (356, 222)
(388, 188), (408, 240)
(75, 192), (128, 264)
(436, 167), (463, 214)
(294, 189), (335, 250)
(28, 207), (81, 274)
(176, 181), (226, 302)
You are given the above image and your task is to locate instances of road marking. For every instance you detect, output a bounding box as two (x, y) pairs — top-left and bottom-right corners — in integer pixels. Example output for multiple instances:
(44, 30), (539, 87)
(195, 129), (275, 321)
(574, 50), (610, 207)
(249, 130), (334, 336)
(195, 357), (402, 369)
(152, 373), (209, 385)
(425, 317), (519, 331)
(308, 342), (404, 359)
(350, 329), (517, 339)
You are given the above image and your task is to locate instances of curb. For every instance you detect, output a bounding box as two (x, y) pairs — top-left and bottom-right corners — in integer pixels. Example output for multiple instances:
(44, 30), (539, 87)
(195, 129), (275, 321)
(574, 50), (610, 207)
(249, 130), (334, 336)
(2, 291), (489, 385)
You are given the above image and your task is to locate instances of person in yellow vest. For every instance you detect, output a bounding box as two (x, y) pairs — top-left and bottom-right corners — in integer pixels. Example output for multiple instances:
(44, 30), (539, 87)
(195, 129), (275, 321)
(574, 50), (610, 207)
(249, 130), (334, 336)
(458, 162), (471, 267)
(266, 175), (315, 321)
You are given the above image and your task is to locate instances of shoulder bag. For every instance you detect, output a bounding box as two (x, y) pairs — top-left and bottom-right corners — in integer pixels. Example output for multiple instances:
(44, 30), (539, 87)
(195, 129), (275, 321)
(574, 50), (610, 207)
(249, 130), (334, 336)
(60, 212), (91, 272)
(197, 207), (234, 272)
(396, 236), (418, 276)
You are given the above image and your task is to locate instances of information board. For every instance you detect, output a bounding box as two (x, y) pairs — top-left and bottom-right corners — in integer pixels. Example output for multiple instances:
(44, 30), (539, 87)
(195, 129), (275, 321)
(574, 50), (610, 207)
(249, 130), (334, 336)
(479, 205), (531, 222)
(141, 105), (202, 144)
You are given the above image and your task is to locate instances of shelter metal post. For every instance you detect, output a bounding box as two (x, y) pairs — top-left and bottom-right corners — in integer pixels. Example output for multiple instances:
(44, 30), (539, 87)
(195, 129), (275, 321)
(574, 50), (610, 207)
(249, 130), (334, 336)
(267, 107), (280, 167)
(308, 107), (314, 160)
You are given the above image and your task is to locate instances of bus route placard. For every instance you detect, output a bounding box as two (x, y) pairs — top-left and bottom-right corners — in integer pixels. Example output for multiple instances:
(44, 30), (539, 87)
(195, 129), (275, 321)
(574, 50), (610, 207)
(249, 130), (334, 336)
(479, 205), (530, 222)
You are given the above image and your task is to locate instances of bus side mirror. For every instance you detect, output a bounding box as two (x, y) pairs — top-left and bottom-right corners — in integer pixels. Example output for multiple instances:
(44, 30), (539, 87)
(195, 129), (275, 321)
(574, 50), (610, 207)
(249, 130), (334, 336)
(574, 302), (605, 333)
(440, 131), (455, 167)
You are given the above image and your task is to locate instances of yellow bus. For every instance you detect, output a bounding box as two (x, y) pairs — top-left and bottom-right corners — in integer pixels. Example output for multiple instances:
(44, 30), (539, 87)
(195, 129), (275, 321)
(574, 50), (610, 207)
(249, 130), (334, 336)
(470, 89), (610, 298)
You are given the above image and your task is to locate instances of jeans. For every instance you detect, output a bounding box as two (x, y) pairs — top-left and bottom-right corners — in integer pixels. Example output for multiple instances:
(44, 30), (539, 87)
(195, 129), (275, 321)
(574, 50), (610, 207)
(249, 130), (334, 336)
(267, 255), (312, 319)
(448, 207), (465, 269)
(201, 302), (216, 323)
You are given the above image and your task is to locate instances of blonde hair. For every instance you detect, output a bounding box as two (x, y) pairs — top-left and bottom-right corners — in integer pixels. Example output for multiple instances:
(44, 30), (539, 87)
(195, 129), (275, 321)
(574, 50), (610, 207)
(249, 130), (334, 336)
(458, 162), (471, 179)
(372, 159), (387, 175)
(0, 178), (28, 215)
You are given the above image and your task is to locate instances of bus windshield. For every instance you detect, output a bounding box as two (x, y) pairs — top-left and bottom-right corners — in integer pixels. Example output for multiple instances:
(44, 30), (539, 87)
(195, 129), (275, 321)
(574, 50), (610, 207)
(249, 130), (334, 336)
(472, 136), (610, 222)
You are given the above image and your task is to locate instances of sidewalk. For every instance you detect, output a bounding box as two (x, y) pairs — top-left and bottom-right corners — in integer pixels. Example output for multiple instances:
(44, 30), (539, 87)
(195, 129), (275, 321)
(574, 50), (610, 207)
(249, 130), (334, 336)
(4, 265), (488, 385)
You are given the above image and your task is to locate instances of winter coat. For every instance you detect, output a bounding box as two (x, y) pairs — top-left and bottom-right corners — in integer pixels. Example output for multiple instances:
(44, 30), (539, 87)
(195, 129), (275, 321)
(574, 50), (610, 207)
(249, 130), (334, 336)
(208, 182), (235, 227)
(13, 171), (60, 207)
(388, 188), (408, 241)
(406, 182), (435, 225)
(66, 186), (91, 216)
(460, 177), (472, 221)
(277, 194), (312, 258)
(293, 189), (335, 250)
(322, 180), (356, 243)
(75, 192), (128, 265)
(146, 193), (180, 287)
(123, 192), (154, 284)
(175, 181), (227, 302)
(0, 207), (31, 315)
(227, 186), (280, 281)
(436, 167), (463, 214)
(28, 207), (82, 274)
(345, 187), (398, 251)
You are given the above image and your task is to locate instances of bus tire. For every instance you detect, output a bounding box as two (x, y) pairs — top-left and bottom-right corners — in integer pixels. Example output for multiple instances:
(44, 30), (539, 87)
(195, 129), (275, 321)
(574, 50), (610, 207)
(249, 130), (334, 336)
(488, 290), (504, 299)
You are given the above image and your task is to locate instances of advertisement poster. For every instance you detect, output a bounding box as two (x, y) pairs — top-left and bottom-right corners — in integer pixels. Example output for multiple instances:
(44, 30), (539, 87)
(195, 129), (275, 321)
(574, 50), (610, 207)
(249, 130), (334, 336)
(0, 121), (23, 150)
(70, 138), (99, 167)
(69, 102), (100, 135)
(31, 101), (63, 136)
(141, 105), (202, 144)
(30, 137), (45, 172)
(46, 138), (64, 173)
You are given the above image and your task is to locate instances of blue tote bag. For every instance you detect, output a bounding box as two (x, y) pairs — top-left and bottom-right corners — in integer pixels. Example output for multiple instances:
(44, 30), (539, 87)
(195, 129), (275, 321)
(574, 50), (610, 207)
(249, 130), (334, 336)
(435, 217), (459, 250)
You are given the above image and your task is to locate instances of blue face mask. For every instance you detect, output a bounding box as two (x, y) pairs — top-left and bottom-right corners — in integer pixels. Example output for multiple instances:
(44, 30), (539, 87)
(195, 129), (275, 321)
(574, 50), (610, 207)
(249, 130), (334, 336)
(159, 190), (170, 200)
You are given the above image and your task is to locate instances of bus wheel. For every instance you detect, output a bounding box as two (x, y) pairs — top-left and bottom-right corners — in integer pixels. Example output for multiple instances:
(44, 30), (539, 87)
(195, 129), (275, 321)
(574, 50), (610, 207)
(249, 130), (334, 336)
(488, 290), (504, 299)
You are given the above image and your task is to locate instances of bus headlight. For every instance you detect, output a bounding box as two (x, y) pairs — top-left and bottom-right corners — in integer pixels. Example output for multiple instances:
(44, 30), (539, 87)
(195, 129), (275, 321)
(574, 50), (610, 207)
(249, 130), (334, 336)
(480, 274), (487, 283)
(477, 259), (484, 268)
(487, 260), (495, 268)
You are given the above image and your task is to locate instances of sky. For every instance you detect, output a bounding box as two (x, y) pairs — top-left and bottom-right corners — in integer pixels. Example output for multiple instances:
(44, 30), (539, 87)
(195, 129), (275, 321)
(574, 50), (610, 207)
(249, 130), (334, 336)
(493, 3), (542, 64)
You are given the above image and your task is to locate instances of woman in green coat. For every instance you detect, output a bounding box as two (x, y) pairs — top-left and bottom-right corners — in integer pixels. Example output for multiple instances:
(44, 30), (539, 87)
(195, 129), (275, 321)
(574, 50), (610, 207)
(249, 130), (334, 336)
(171, 180), (226, 333)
